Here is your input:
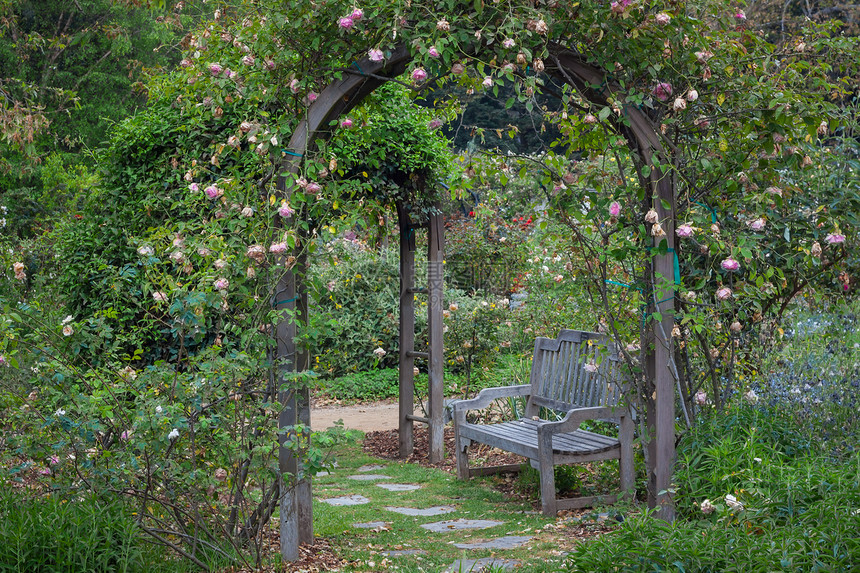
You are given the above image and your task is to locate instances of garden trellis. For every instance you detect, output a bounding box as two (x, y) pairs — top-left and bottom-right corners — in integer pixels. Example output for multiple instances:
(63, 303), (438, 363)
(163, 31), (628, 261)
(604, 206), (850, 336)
(272, 39), (680, 560)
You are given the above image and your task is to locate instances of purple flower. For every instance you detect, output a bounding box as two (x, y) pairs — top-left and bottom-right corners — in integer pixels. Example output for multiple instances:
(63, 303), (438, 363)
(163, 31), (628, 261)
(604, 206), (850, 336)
(241, 54), (255, 66)
(716, 286), (733, 300)
(502, 38), (515, 49)
(735, 10), (746, 20)
(825, 233), (845, 244)
(482, 76), (493, 88)
(676, 224), (694, 238)
(653, 82), (673, 102)
(306, 182), (322, 194)
(350, 8), (363, 21)
(214, 278), (229, 290)
(368, 49), (384, 62)
(204, 185), (221, 199)
(188, 183), (199, 192)
(340, 118), (353, 128)
(209, 62), (223, 75)
(609, 201), (621, 217)
(278, 203), (294, 218)
(412, 68), (427, 82)
(721, 258), (740, 272)
(748, 218), (766, 232)
(428, 118), (443, 129)
(338, 16), (354, 29)
(307, 91), (318, 103)
(655, 12), (671, 25)
(269, 242), (287, 254)
(428, 46), (440, 58)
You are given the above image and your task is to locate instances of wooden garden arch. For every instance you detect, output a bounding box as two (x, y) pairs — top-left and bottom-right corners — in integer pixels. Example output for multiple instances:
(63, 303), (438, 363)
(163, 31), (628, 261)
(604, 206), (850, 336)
(274, 42), (677, 560)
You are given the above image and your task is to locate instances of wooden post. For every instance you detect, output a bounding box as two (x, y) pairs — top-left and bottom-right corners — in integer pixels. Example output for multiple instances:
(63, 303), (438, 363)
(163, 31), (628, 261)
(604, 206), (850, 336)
(397, 204), (415, 458)
(427, 205), (445, 464)
(651, 171), (677, 521)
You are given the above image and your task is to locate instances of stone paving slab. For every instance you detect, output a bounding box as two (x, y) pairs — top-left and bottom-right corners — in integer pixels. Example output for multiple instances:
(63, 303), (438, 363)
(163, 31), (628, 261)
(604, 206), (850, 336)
(352, 521), (388, 529)
(347, 473), (391, 481)
(443, 558), (520, 572)
(376, 483), (421, 492)
(421, 518), (504, 532)
(384, 505), (456, 517)
(381, 549), (427, 557)
(453, 535), (532, 550)
(357, 464), (386, 472)
(320, 494), (370, 506)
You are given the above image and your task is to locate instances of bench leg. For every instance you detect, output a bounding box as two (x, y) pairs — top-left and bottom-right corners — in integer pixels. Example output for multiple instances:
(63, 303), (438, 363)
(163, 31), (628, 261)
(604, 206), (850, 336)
(537, 434), (557, 516)
(619, 415), (635, 501)
(455, 434), (471, 480)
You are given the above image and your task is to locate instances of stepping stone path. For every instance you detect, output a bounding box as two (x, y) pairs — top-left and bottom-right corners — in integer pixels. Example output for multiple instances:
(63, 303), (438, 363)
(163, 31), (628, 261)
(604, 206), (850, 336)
(347, 474), (390, 481)
(453, 536), (532, 550)
(420, 518), (504, 532)
(376, 483), (421, 492)
(352, 521), (388, 529)
(385, 505), (456, 517)
(357, 464), (386, 472)
(444, 558), (521, 572)
(320, 494), (370, 506)
(323, 464), (527, 567)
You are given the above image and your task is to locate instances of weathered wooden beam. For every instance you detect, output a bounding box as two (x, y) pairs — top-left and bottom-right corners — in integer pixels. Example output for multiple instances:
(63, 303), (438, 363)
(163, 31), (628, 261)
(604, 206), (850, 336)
(427, 205), (445, 464)
(397, 203), (416, 458)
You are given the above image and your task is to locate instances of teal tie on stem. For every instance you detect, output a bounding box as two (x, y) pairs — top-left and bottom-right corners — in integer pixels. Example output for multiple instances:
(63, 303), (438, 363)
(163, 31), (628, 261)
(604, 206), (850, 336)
(273, 296), (299, 307)
(282, 150), (303, 158)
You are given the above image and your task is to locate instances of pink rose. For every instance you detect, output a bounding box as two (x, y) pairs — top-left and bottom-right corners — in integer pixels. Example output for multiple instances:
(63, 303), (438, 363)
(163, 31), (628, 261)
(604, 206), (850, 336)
(655, 12), (671, 25)
(721, 258), (740, 272)
(735, 10), (746, 20)
(609, 201), (621, 217)
(428, 46), (440, 58)
(188, 183), (199, 192)
(338, 16), (354, 29)
(214, 278), (229, 290)
(269, 242), (288, 254)
(428, 118), (443, 129)
(482, 76), (493, 88)
(204, 185), (221, 199)
(503, 38), (515, 49)
(368, 49), (384, 62)
(716, 287), (733, 300)
(748, 218), (766, 232)
(340, 118), (353, 128)
(694, 391), (708, 405)
(350, 8), (363, 21)
(241, 54), (255, 66)
(412, 68), (427, 82)
(676, 224), (694, 238)
(307, 91), (318, 103)
(825, 233), (845, 244)
(653, 82), (673, 102)
(278, 203), (294, 218)
(209, 62), (222, 75)
(306, 182), (322, 194)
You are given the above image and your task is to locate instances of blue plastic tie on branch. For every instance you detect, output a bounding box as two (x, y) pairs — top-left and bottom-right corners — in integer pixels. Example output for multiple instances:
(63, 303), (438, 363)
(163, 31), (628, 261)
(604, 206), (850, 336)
(274, 296), (299, 306)
(352, 61), (365, 75)
(695, 201), (718, 223)
(282, 150), (303, 158)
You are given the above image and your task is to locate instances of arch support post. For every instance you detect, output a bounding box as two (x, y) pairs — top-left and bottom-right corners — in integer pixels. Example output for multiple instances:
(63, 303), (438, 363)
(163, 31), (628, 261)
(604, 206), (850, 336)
(426, 204), (445, 464)
(397, 204), (416, 458)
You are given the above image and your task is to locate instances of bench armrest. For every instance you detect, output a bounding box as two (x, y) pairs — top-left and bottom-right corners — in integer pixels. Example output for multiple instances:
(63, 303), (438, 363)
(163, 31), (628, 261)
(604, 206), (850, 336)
(451, 384), (531, 424)
(537, 406), (630, 436)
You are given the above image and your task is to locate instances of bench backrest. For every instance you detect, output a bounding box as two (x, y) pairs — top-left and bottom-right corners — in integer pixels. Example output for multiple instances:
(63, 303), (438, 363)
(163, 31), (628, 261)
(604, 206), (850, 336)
(526, 329), (624, 416)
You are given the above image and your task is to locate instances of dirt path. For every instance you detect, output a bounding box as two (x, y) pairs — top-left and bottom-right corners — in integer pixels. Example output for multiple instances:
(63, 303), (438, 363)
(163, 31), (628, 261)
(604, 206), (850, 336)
(311, 400), (400, 432)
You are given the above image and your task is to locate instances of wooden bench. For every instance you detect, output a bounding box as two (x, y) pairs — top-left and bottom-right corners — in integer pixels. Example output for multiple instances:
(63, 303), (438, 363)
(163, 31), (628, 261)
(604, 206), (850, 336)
(451, 329), (634, 515)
